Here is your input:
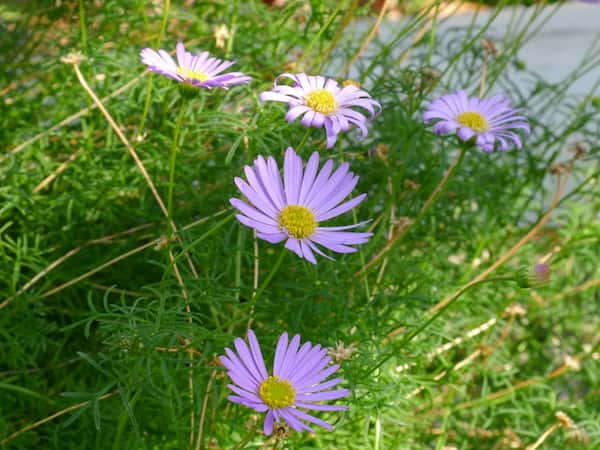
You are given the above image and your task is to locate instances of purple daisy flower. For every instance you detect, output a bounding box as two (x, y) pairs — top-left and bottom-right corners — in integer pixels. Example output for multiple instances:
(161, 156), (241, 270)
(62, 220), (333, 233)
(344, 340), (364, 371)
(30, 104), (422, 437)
(140, 42), (251, 89)
(259, 73), (381, 148)
(220, 330), (350, 435)
(423, 90), (530, 152)
(230, 147), (372, 264)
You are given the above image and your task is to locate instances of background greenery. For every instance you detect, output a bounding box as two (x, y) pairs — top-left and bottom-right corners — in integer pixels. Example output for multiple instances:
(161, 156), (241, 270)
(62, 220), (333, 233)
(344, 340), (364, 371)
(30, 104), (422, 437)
(1, 0), (599, 449)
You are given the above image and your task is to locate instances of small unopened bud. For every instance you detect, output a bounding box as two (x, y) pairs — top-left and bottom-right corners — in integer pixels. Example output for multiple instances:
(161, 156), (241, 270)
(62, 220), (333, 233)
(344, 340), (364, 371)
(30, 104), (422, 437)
(343, 79), (361, 88)
(368, 143), (389, 160)
(403, 179), (420, 190)
(571, 141), (588, 159)
(516, 263), (551, 288)
(154, 235), (170, 250)
(61, 51), (86, 65)
(555, 411), (574, 428)
(550, 162), (572, 175)
(244, 414), (258, 430)
(328, 342), (357, 363)
(505, 303), (527, 316)
(482, 37), (498, 56)
(564, 355), (581, 371)
(213, 24), (230, 49)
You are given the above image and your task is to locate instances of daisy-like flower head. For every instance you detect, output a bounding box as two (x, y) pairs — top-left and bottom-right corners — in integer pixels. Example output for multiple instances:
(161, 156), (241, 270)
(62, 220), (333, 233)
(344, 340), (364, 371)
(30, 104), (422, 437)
(220, 330), (350, 435)
(140, 42), (251, 89)
(259, 73), (381, 148)
(230, 147), (372, 264)
(423, 90), (530, 152)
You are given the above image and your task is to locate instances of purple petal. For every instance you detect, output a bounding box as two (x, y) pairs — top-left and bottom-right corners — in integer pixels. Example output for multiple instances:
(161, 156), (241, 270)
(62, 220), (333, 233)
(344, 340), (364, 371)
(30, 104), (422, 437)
(287, 408), (333, 431)
(456, 127), (476, 142)
(283, 147), (302, 204)
(279, 408), (314, 433)
(247, 330), (268, 380)
(273, 332), (289, 375)
(298, 152), (320, 204)
(264, 410), (274, 435)
(316, 193), (367, 221)
(295, 402), (348, 411)
(230, 199), (278, 227)
(300, 240), (317, 264)
(285, 237), (303, 258)
(302, 388), (350, 402)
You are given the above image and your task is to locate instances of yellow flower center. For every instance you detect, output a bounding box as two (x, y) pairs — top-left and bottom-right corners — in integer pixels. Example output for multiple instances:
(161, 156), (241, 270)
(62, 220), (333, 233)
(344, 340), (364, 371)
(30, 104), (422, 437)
(177, 66), (210, 83)
(278, 205), (317, 239)
(259, 376), (296, 409)
(305, 89), (337, 115)
(456, 111), (489, 132)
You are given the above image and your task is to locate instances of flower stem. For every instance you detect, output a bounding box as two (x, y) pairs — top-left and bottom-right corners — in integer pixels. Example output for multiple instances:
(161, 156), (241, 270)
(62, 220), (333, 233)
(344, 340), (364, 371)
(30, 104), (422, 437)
(167, 102), (187, 224)
(395, 276), (515, 351)
(367, 276), (516, 375)
(358, 145), (467, 276)
(137, 0), (171, 135)
(232, 428), (257, 450)
(247, 248), (286, 329)
(295, 128), (312, 153)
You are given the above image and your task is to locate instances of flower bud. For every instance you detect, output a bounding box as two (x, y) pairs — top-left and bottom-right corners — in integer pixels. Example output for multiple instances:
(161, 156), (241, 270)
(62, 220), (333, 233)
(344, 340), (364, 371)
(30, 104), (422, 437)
(516, 263), (551, 288)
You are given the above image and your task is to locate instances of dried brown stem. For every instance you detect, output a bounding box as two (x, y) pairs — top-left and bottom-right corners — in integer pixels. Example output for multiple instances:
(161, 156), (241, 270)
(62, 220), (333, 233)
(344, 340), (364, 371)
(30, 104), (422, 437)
(0, 223), (153, 310)
(247, 231), (260, 330)
(340, 0), (391, 78)
(525, 423), (560, 450)
(0, 391), (118, 445)
(71, 62), (198, 432)
(195, 372), (215, 450)
(2, 74), (146, 162)
(39, 239), (158, 298)
(429, 175), (564, 314)
(358, 147), (466, 276)
(33, 149), (83, 193)
(70, 62), (199, 279)
(455, 357), (578, 411)
(551, 278), (600, 301)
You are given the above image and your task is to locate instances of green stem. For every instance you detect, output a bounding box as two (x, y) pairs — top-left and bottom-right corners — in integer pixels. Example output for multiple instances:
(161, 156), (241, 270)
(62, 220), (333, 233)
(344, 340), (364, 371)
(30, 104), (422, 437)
(137, 76), (154, 136)
(397, 276), (515, 350)
(295, 128), (312, 153)
(336, 141), (370, 300)
(167, 103), (187, 224)
(317, 0), (360, 72)
(368, 276), (516, 375)
(173, 213), (235, 264)
(412, 145), (467, 226)
(359, 145), (467, 277)
(247, 248), (286, 329)
(426, 2), (440, 67)
(137, 0), (171, 135)
(234, 227), (244, 303)
(231, 428), (257, 450)
(296, 4), (342, 71)
(78, 0), (87, 54)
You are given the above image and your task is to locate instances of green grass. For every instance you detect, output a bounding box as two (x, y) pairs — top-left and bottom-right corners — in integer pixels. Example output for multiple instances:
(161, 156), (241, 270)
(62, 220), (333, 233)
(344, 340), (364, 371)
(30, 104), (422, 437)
(1, 0), (599, 449)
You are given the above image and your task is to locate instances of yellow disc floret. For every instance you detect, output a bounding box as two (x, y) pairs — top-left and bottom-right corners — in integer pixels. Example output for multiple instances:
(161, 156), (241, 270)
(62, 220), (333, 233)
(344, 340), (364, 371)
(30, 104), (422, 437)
(305, 89), (337, 115)
(259, 376), (296, 409)
(278, 205), (317, 239)
(456, 111), (489, 132)
(177, 66), (210, 83)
